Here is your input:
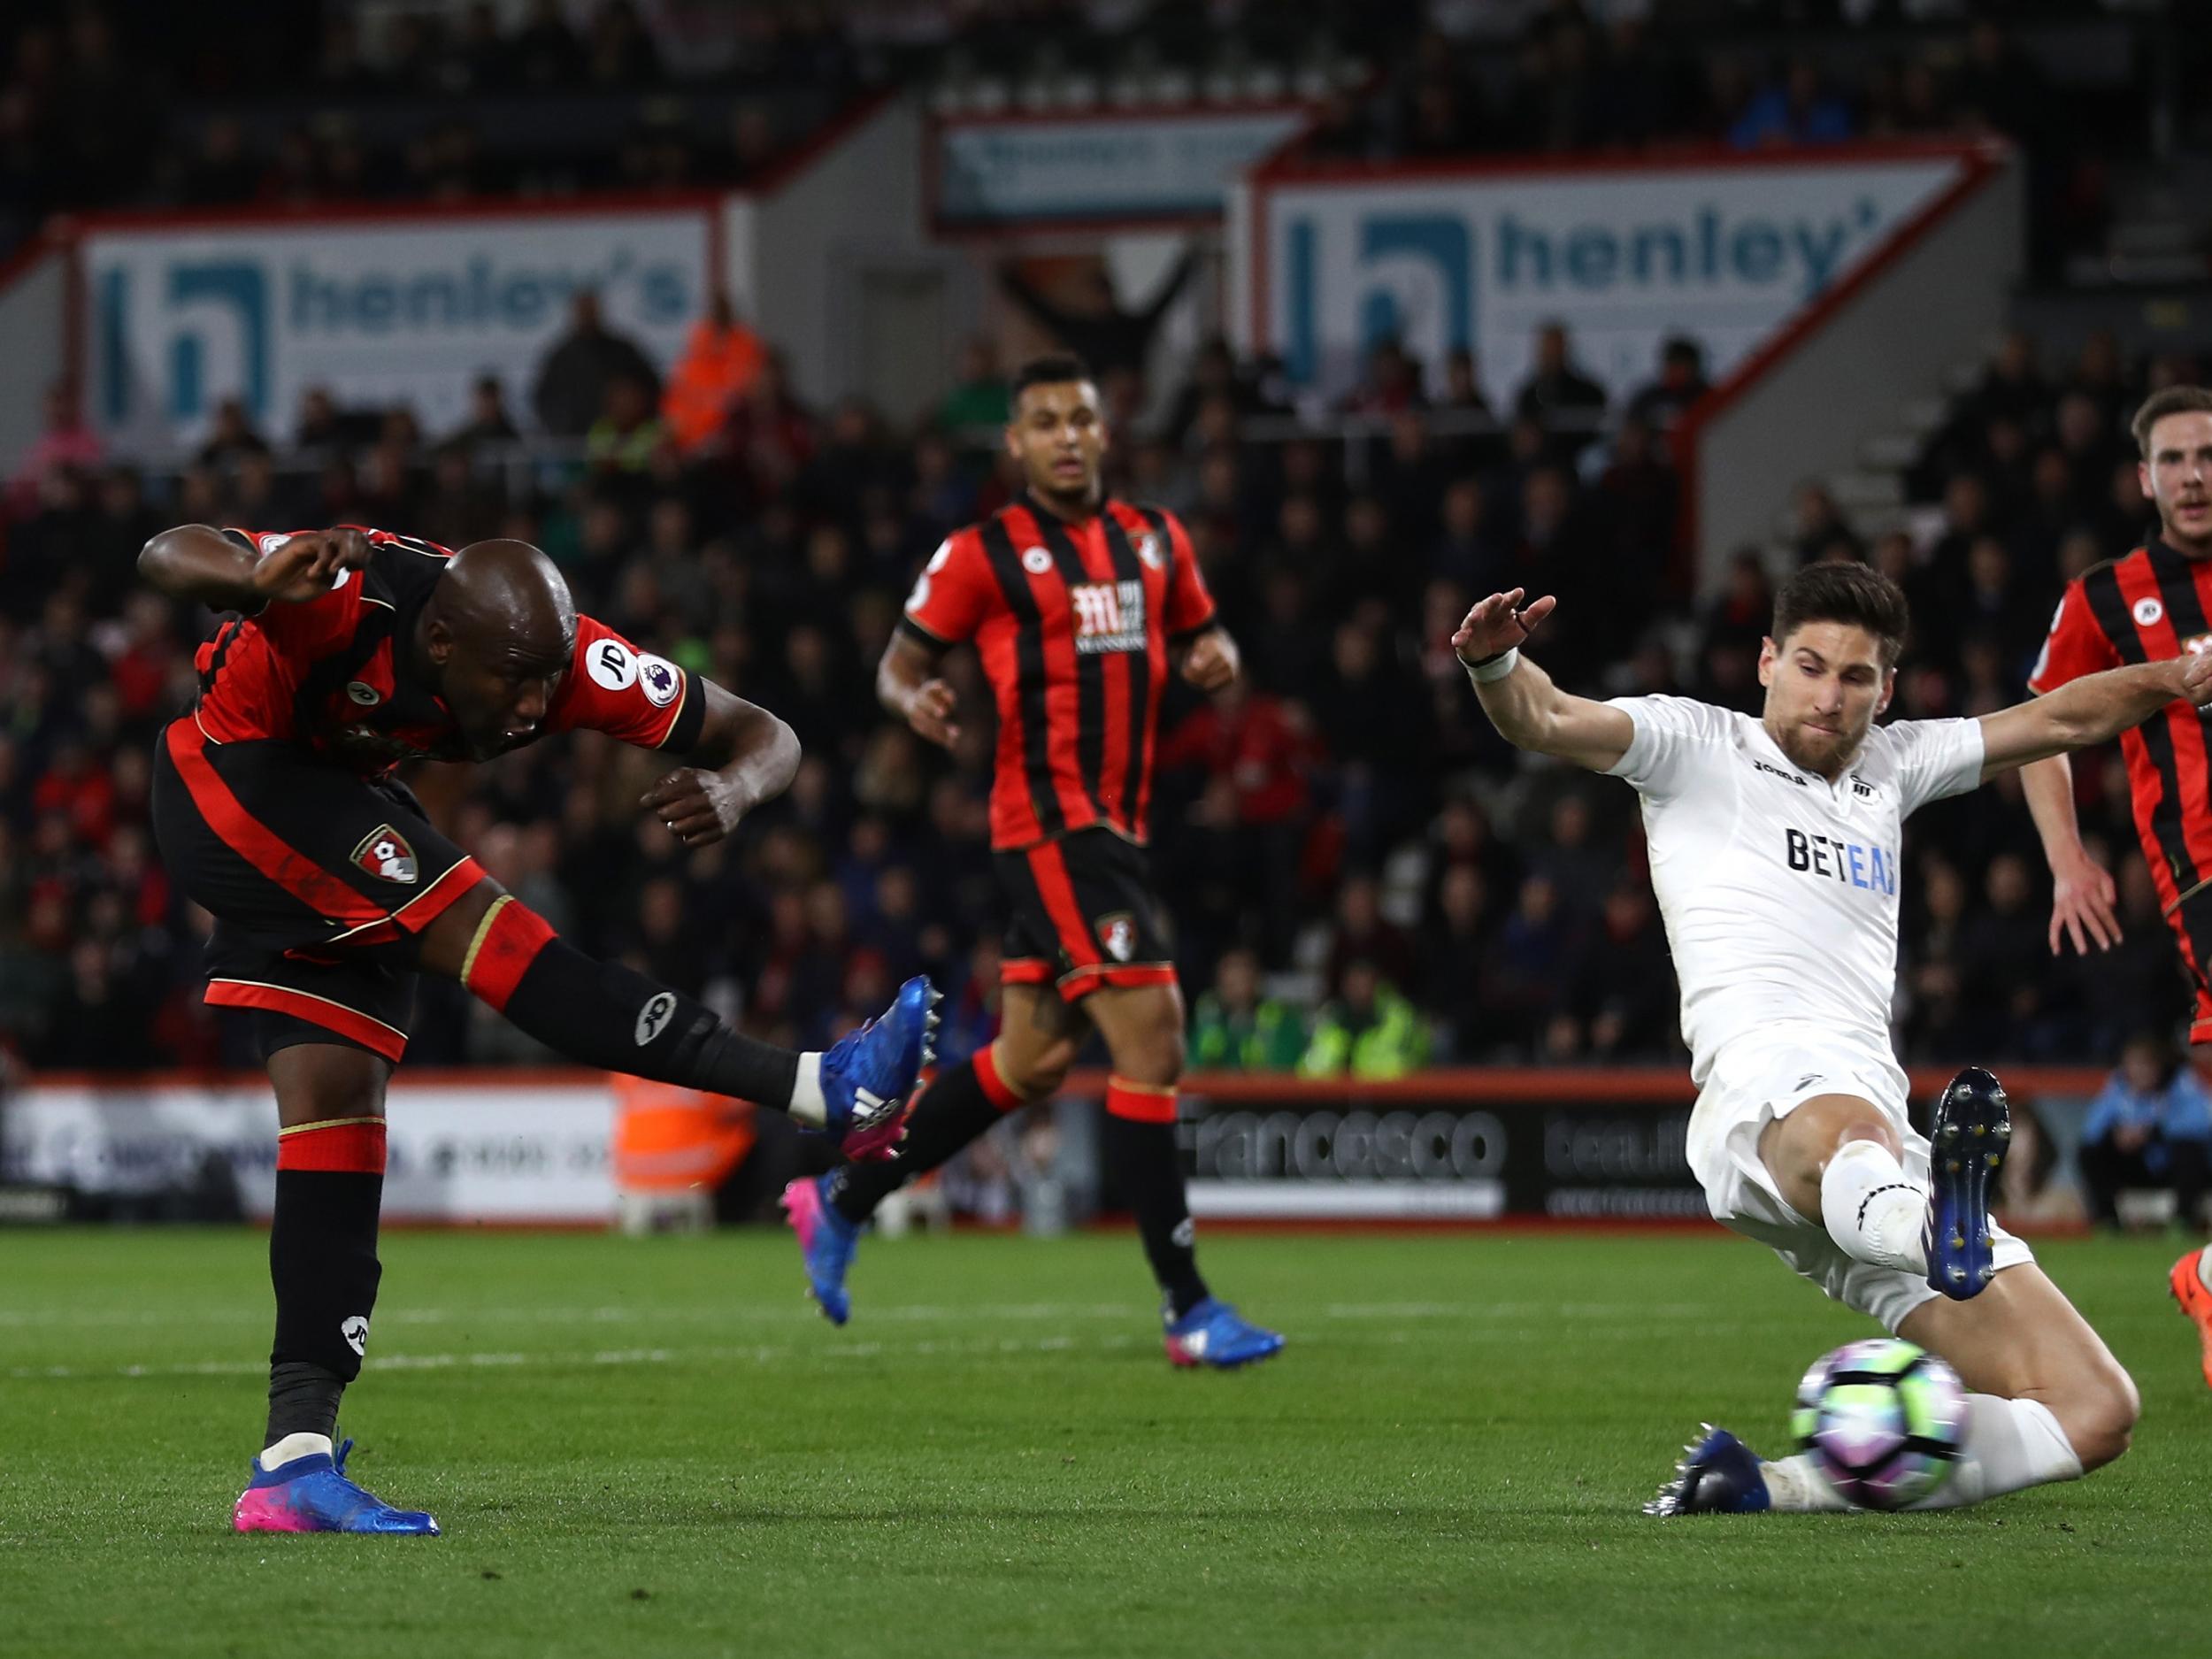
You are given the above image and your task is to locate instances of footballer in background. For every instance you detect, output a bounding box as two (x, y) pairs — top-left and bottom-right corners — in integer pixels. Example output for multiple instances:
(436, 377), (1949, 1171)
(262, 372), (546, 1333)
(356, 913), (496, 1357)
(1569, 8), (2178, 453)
(2017, 383), (2212, 1386)
(782, 354), (1284, 1370)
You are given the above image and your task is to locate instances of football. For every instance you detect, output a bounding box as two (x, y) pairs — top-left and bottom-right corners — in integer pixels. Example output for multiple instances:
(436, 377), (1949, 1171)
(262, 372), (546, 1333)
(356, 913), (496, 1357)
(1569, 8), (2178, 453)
(1792, 1338), (1969, 1510)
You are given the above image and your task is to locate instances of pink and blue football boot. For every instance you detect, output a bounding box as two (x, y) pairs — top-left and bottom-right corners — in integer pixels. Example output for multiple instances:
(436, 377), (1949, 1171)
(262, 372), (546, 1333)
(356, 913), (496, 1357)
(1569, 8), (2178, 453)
(1164, 1297), (1285, 1370)
(232, 1438), (440, 1536)
(781, 1172), (861, 1326)
(818, 976), (940, 1161)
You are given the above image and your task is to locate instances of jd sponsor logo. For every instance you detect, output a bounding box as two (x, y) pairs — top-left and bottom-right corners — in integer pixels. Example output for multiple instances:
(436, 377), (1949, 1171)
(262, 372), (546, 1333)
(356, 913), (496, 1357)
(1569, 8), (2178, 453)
(341, 1315), (370, 1357)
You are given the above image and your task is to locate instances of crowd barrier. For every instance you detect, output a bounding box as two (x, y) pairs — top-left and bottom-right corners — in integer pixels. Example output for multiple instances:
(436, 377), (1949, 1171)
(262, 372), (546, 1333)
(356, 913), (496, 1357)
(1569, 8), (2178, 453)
(2, 1065), (2108, 1226)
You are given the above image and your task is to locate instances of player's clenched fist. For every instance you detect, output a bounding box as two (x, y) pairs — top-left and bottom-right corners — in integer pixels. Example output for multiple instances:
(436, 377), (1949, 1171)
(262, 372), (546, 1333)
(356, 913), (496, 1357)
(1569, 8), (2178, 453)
(1179, 629), (1240, 692)
(1453, 587), (1556, 666)
(2179, 649), (2212, 708)
(251, 528), (376, 605)
(641, 766), (752, 847)
(903, 679), (962, 749)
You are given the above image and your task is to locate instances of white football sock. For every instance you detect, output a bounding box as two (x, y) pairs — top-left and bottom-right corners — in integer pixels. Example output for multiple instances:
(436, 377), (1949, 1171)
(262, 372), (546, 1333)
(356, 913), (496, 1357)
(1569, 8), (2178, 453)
(1909, 1394), (2082, 1509)
(1818, 1139), (1927, 1274)
(1758, 1454), (1851, 1512)
(1763, 1395), (2081, 1512)
(259, 1431), (334, 1470)
(2198, 1248), (2212, 1296)
(787, 1053), (826, 1127)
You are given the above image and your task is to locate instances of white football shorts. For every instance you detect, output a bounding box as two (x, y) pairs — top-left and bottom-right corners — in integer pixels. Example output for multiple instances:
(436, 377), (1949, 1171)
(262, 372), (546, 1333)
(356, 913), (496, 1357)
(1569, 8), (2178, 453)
(1688, 1038), (2034, 1333)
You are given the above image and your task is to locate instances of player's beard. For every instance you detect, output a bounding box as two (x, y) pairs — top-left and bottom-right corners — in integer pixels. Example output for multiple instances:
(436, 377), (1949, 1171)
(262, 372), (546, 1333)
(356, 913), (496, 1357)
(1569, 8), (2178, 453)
(1771, 715), (1866, 780)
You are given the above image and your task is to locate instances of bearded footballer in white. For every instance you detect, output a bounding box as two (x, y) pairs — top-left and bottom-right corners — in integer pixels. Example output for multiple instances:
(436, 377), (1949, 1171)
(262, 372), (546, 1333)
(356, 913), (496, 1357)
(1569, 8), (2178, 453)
(1455, 562), (2212, 1514)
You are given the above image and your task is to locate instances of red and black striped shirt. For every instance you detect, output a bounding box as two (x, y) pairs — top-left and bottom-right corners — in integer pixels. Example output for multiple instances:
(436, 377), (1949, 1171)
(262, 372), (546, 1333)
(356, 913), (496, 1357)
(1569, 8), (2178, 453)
(2030, 538), (2212, 908)
(900, 495), (1216, 850)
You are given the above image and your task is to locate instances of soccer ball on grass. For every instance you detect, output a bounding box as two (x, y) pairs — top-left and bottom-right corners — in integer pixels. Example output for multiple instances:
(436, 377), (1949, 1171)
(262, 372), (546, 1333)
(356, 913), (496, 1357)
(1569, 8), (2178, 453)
(1791, 1337), (1967, 1510)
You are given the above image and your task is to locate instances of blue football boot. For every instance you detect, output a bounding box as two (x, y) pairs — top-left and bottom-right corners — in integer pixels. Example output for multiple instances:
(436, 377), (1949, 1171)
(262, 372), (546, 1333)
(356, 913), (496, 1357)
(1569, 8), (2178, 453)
(1164, 1297), (1285, 1370)
(818, 976), (940, 1161)
(1925, 1065), (2010, 1301)
(1644, 1424), (1772, 1517)
(780, 1172), (861, 1326)
(232, 1438), (440, 1535)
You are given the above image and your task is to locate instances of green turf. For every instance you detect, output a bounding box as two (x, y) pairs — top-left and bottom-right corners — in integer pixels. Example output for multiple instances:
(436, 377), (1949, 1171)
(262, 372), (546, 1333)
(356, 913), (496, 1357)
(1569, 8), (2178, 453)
(1, 1226), (2205, 1657)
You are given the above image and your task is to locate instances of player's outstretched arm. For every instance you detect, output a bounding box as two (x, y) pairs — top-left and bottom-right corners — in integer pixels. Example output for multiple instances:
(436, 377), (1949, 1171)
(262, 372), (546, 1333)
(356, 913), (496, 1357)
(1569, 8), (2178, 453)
(638, 679), (800, 848)
(1453, 589), (1633, 772)
(1978, 654), (2212, 781)
(139, 525), (372, 610)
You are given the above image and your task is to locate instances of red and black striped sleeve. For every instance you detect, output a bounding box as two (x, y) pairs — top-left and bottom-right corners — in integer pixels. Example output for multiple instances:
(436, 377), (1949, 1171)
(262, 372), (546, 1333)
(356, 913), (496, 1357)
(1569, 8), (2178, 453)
(2026, 576), (2120, 695)
(901, 526), (999, 648)
(1155, 509), (1217, 641)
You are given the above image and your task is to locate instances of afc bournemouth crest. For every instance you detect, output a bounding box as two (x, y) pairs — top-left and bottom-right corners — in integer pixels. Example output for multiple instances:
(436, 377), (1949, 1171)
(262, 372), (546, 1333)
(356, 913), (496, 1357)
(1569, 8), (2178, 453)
(1097, 912), (1136, 963)
(350, 824), (420, 885)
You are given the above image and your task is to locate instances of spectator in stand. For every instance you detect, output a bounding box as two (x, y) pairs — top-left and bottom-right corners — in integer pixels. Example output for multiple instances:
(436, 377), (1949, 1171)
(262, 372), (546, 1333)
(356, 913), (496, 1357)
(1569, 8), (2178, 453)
(1558, 881), (1677, 1061)
(586, 373), (667, 478)
(997, 249), (1194, 384)
(1323, 872), (1419, 1006)
(442, 374), (518, 451)
(1513, 322), (1607, 456)
(1626, 337), (1709, 434)
(2077, 1032), (2212, 1233)
(1299, 959), (1428, 1080)
(8, 380), (103, 517)
(533, 289), (661, 438)
(664, 293), (764, 455)
(720, 349), (815, 503)
(1418, 862), (1494, 1058)
(1189, 947), (1305, 1074)
(1339, 337), (1428, 418)
(1730, 57), (1855, 150)
(938, 336), (1010, 434)
(196, 397), (270, 470)
(512, 0), (586, 88)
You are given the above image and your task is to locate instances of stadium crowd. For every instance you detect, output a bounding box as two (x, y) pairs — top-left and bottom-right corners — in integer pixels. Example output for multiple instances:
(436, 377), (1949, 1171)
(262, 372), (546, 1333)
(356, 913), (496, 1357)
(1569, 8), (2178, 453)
(0, 286), (2191, 1077)
(1, 3), (2170, 269)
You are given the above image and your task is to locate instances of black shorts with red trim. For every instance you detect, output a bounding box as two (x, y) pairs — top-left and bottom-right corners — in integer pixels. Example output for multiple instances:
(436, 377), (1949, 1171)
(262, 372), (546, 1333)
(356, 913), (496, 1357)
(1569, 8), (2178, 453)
(996, 828), (1177, 1003)
(151, 718), (484, 1063)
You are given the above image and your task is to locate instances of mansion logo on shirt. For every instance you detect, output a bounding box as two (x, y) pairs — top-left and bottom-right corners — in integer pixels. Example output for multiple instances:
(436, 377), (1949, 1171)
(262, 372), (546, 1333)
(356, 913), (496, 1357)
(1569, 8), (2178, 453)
(1071, 580), (1147, 654)
(1783, 826), (1895, 895)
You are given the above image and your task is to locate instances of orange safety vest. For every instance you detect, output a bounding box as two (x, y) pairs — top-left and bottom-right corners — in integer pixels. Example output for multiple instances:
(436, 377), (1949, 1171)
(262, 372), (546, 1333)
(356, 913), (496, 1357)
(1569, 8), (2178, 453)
(610, 1076), (756, 1193)
(662, 320), (765, 452)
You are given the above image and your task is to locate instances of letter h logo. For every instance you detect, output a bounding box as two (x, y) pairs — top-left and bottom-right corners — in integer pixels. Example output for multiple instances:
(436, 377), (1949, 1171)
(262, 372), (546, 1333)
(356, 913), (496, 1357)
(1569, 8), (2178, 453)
(98, 260), (269, 426)
(1283, 212), (1472, 388)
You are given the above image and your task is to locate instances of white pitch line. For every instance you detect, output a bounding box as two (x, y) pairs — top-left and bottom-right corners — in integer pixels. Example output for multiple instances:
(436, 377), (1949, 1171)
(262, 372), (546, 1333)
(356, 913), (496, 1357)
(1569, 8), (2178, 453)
(4, 1331), (1146, 1383)
(0, 1298), (1724, 1332)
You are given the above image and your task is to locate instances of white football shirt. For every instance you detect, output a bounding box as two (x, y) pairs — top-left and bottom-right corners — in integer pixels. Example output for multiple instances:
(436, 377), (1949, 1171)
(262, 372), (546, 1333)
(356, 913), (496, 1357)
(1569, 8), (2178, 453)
(1602, 696), (1985, 1086)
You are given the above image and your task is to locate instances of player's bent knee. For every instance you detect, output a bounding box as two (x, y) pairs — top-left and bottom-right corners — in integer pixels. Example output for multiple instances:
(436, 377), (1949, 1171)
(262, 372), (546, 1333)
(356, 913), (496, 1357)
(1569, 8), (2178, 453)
(1000, 1036), (1078, 1101)
(2063, 1362), (2140, 1471)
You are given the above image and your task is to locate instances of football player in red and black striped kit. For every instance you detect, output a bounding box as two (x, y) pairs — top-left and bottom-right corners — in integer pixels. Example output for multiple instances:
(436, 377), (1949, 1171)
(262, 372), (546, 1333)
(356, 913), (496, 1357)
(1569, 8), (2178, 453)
(2018, 385), (2212, 1386)
(782, 354), (1284, 1369)
(142, 526), (938, 1534)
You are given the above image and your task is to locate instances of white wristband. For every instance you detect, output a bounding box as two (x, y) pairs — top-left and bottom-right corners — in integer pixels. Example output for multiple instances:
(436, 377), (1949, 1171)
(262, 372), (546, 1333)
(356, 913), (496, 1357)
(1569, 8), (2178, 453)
(1468, 647), (1519, 684)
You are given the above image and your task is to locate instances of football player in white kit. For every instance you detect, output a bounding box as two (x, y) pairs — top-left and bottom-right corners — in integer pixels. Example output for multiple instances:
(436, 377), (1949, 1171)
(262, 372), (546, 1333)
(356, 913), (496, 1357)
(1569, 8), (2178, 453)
(1455, 563), (2212, 1515)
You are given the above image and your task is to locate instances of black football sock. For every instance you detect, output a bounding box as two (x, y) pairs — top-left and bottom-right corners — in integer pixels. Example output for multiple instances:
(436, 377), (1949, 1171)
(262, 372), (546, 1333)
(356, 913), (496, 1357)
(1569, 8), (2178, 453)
(829, 1057), (1006, 1223)
(265, 1122), (386, 1451)
(482, 923), (802, 1110)
(1102, 1113), (1209, 1317)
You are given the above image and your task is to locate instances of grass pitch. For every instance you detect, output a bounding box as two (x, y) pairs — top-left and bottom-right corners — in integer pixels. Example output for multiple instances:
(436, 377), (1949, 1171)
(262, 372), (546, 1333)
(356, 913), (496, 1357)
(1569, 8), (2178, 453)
(2, 1225), (2206, 1658)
